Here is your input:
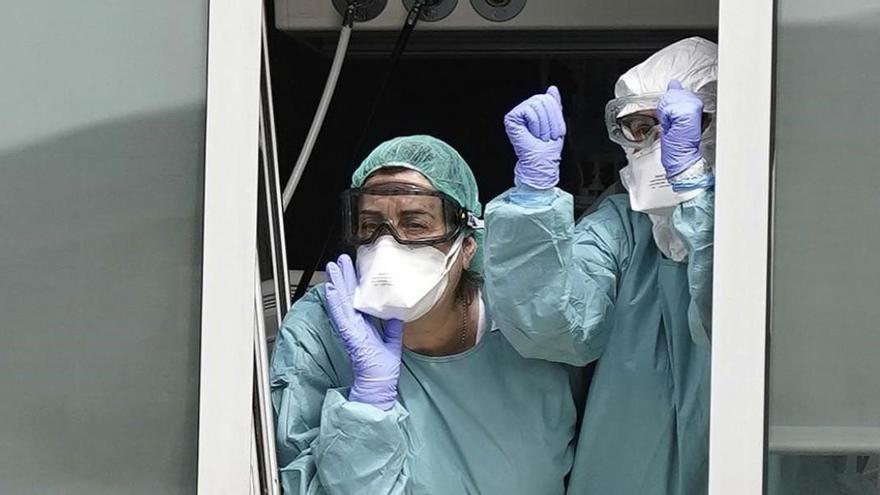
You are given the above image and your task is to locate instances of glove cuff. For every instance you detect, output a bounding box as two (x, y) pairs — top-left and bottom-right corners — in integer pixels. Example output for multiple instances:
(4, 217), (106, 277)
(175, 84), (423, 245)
(349, 376), (399, 411)
(669, 157), (714, 192)
(509, 183), (557, 207)
(514, 160), (560, 190)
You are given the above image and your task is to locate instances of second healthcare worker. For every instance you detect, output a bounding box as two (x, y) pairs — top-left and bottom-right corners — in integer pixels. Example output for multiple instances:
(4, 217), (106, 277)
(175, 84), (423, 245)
(485, 37), (716, 495)
(486, 36), (879, 495)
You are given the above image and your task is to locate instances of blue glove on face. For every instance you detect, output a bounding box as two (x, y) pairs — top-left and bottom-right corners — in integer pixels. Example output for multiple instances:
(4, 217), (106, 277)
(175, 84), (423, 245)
(504, 86), (567, 190)
(325, 255), (404, 411)
(658, 80), (705, 177)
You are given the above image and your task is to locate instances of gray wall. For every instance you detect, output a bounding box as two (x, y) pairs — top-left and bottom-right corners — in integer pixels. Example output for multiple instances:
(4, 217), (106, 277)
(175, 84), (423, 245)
(0, 2), (208, 493)
(770, 1), (880, 445)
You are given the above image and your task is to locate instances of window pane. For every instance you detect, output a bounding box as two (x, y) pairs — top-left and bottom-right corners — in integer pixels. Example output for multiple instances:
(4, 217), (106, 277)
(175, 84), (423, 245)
(768, 0), (880, 492)
(0, 1), (208, 493)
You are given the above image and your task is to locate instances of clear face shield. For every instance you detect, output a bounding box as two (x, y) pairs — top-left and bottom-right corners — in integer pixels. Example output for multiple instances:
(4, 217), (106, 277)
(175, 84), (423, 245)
(340, 182), (482, 248)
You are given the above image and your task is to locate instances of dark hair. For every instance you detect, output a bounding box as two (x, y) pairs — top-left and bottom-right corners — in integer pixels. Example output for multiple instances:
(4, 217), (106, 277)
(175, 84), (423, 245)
(456, 233), (482, 304)
(457, 269), (482, 304)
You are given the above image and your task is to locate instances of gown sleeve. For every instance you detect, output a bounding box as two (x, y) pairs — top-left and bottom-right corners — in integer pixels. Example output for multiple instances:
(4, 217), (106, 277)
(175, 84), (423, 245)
(484, 188), (635, 366)
(270, 290), (415, 495)
(672, 189), (715, 346)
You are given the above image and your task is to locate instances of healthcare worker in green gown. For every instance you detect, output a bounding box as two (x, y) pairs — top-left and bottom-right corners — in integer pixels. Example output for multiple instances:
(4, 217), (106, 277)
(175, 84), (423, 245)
(485, 37), (717, 495)
(271, 135), (580, 495)
(486, 37), (879, 495)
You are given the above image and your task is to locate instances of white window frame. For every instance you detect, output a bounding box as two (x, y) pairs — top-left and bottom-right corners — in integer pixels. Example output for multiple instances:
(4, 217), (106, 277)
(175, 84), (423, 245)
(193, 2), (782, 492)
(709, 0), (774, 493)
(197, 0), (263, 493)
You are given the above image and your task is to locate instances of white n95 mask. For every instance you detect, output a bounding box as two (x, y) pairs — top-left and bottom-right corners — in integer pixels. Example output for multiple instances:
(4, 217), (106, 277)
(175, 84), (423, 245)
(353, 235), (464, 322)
(619, 140), (703, 214)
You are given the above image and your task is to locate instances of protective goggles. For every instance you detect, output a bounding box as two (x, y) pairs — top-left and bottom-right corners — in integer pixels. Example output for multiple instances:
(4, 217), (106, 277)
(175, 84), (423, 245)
(605, 92), (716, 148)
(341, 183), (483, 246)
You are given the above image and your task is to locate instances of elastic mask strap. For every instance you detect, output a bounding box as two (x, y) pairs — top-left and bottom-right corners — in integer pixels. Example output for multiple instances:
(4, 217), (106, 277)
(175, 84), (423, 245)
(443, 235), (466, 271)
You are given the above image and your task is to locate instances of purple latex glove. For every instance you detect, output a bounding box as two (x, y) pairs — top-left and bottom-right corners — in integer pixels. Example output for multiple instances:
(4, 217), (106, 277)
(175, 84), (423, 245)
(325, 254), (404, 411)
(504, 86), (567, 189)
(658, 80), (705, 177)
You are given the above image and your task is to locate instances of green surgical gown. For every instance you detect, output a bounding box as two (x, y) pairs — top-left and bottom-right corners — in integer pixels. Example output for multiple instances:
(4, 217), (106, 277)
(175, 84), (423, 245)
(270, 287), (581, 495)
(484, 189), (714, 495)
(484, 187), (877, 495)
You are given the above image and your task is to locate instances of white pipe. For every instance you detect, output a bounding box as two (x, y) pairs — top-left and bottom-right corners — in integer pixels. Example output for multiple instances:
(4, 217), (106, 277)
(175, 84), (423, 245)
(250, 425), (261, 495)
(254, 258), (281, 495)
(282, 23), (352, 210)
(262, 9), (292, 312)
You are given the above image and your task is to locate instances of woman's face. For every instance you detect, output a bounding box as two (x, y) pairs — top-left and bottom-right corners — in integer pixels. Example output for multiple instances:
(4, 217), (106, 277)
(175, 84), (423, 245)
(360, 171), (449, 247)
(361, 169), (477, 292)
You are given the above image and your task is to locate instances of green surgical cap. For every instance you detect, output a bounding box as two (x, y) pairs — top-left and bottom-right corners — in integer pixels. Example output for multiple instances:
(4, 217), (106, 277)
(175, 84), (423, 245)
(351, 135), (484, 273)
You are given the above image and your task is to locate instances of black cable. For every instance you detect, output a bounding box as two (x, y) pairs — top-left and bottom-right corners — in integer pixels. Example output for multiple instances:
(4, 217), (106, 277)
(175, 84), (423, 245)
(342, 2), (357, 28)
(350, 1), (424, 161)
(292, 1), (425, 302)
